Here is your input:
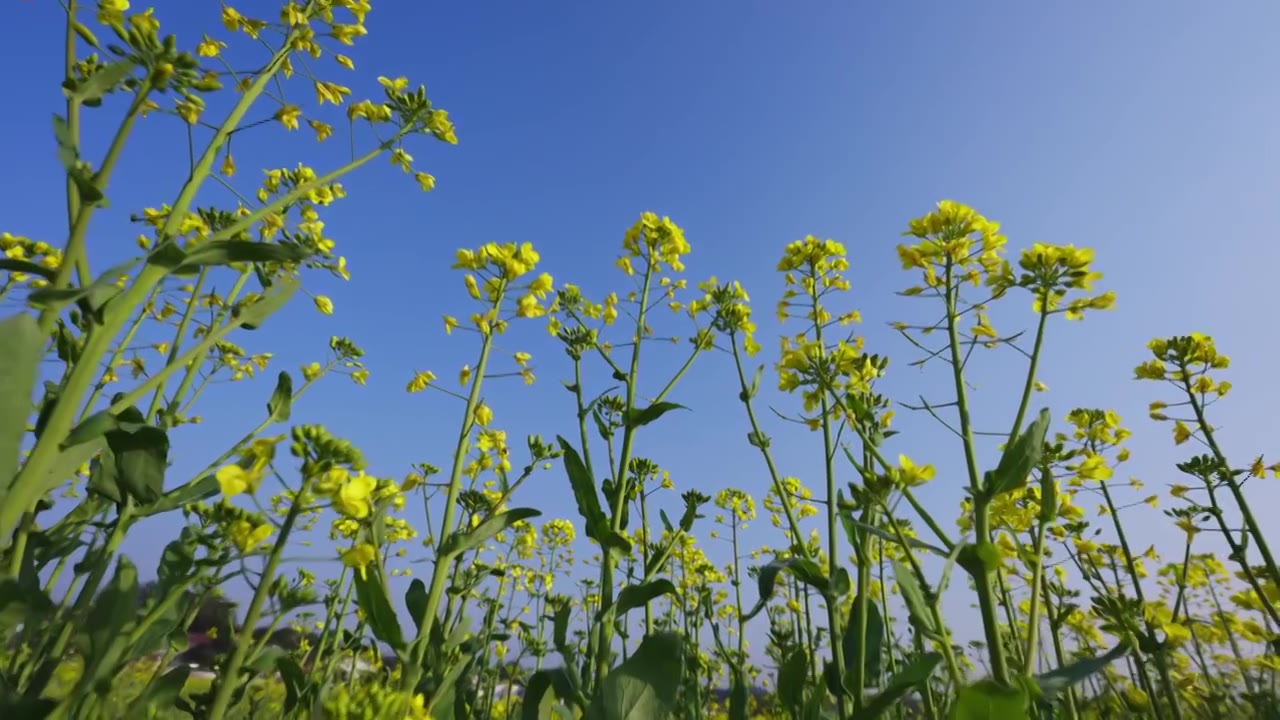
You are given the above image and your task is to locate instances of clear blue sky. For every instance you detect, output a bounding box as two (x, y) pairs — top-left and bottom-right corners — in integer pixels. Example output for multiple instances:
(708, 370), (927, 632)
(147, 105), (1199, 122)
(4, 1), (1279, 650)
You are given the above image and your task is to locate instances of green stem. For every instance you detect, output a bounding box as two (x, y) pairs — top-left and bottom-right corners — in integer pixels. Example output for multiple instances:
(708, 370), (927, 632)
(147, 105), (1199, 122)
(1022, 521), (1050, 675)
(63, 3), (89, 286)
(1185, 382), (1280, 587)
(146, 269), (208, 422)
(206, 474), (312, 720)
(40, 81), (154, 335)
(942, 261), (1008, 685)
(402, 303), (500, 691)
(589, 260), (657, 693)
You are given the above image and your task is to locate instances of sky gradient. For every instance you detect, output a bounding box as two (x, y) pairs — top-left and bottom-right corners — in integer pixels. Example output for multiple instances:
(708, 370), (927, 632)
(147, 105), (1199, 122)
(3, 0), (1278, 651)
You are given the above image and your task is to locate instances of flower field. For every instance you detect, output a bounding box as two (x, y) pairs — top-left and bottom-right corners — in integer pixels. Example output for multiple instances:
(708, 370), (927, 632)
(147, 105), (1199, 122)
(1, 2), (1276, 720)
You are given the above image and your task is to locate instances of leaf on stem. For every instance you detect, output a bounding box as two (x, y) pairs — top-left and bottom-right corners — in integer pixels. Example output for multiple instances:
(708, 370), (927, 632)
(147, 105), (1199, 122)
(439, 507), (542, 558)
(267, 370), (294, 423)
(556, 436), (631, 554)
(986, 408), (1051, 498)
(623, 401), (688, 430)
(1033, 642), (1130, 698)
(597, 579), (677, 622)
(892, 561), (938, 637)
(855, 652), (942, 720)
(584, 632), (685, 720)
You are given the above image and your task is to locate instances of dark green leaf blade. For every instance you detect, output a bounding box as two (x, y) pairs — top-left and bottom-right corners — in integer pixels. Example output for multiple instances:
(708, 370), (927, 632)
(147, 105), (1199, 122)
(599, 579), (676, 621)
(439, 507), (542, 558)
(623, 401), (688, 429)
(584, 632), (685, 720)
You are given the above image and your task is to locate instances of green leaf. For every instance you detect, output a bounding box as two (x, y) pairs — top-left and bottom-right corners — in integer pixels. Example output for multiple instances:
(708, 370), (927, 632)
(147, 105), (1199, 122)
(0, 313), (42, 493)
(154, 530), (196, 596)
(266, 371), (293, 423)
(148, 239), (315, 274)
(777, 647), (808, 711)
(233, 276), (300, 330)
(987, 408), (1051, 498)
(743, 556), (833, 621)
(352, 564), (404, 651)
(855, 652), (942, 720)
(62, 409), (120, 450)
(103, 422), (169, 505)
(405, 578), (428, 635)
(599, 579), (676, 621)
(276, 656), (307, 713)
(143, 475), (219, 516)
(1033, 642), (1129, 698)
(65, 60), (135, 104)
(584, 632), (684, 720)
(0, 579), (54, 627)
(440, 507), (542, 558)
(843, 594), (885, 687)
(950, 680), (1031, 720)
(556, 436), (630, 553)
(83, 556), (139, 687)
(522, 668), (575, 720)
(840, 513), (948, 556)
(623, 401), (688, 429)
(180, 240), (314, 272)
(892, 561), (937, 636)
(26, 258), (141, 317)
(138, 666), (190, 714)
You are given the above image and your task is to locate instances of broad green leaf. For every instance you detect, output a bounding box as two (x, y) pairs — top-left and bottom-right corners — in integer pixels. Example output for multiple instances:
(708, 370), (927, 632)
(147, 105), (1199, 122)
(1033, 642), (1129, 698)
(855, 652), (942, 720)
(743, 556), (836, 621)
(267, 370), (293, 423)
(777, 647), (808, 711)
(623, 401), (688, 429)
(83, 556), (139, 687)
(843, 594), (885, 687)
(64, 59), (135, 104)
(440, 507), (542, 558)
(158, 239), (314, 274)
(892, 561), (937, 636)
(154, 530), (196, 596)
(584, 632), (684, 720)
(522, 668), (575, 720)
(0, 579), (54, 627)
(0, 313), (42, 493)
(987, 408), (1050, 498)
(950, 680), (1031, 720)
(62, 409), (120, 450)
(234, 276), (301, 330)
(352, 564), (404, 651)
(26, 258), (140, 316)
(103, 423), (169, 505)
(599, 579), (676, 621)
(556, 436), (630, 553)
(405, 578), (428, 635)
